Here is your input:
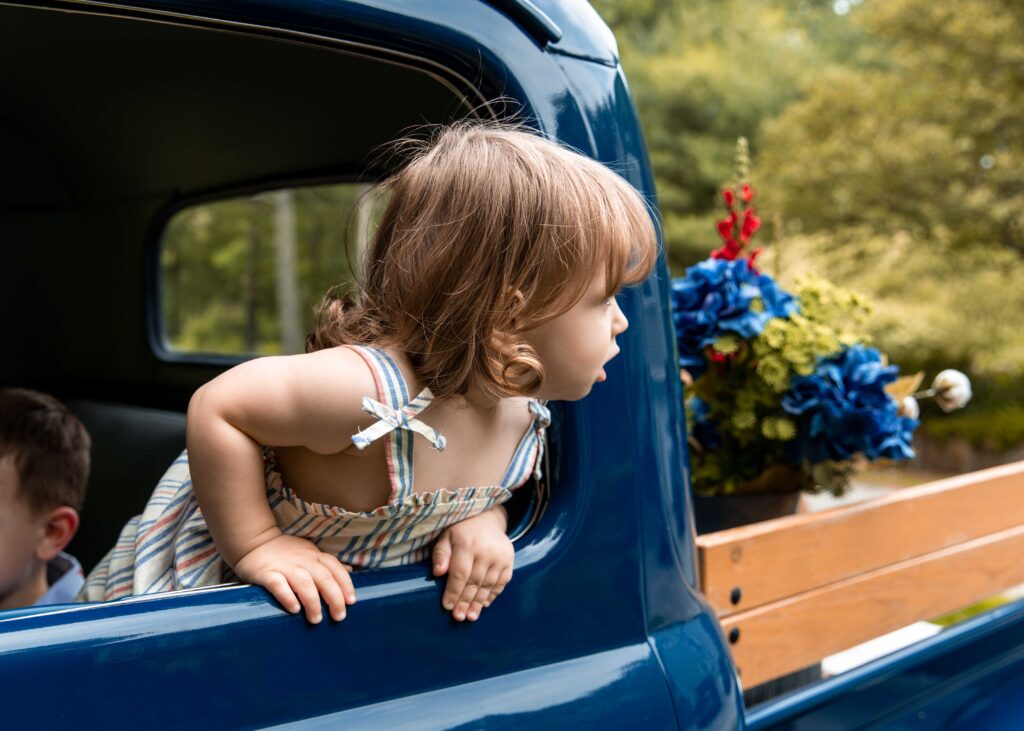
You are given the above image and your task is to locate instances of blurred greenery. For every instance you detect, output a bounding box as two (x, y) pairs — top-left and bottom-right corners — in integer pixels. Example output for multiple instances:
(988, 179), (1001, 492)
(593, 0), (1024, 454)
(931, 594), (1012, 628)
(162, 184), (370, 355)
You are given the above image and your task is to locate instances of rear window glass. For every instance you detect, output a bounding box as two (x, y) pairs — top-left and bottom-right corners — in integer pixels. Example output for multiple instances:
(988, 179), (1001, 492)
(160, 183), (385, 357)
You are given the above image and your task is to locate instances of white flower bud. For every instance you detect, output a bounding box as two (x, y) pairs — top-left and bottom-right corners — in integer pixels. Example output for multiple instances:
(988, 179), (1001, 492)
(899, 396), (920, 419)
(932, 369), (972, 412)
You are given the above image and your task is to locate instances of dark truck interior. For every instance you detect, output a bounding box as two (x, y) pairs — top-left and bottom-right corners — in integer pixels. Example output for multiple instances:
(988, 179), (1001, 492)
(0, 5), (505, 573)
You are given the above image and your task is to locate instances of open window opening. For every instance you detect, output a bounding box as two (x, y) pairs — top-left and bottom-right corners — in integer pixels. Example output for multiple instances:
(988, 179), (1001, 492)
(0, 4), (550, 600)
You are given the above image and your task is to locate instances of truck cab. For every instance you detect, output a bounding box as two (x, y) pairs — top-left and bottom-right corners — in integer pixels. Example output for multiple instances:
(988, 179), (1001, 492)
(2, 2), (1023, 729)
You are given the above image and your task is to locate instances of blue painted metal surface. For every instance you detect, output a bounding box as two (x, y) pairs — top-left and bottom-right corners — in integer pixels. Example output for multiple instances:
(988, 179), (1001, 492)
(2, 1), (1021, 729)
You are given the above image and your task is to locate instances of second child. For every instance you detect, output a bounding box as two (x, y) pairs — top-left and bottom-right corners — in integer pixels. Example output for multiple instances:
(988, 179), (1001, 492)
(0, 388), (90, 610)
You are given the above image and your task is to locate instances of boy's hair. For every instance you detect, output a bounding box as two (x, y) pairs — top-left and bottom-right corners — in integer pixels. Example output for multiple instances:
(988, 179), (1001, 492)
(0, 388), (90, 513)
(307, 121), (659, 400)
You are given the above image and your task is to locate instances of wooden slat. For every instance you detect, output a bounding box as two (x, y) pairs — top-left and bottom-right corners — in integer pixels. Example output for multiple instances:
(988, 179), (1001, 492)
(722, 522), (1024, 688)
(696, 461), (1024, 617)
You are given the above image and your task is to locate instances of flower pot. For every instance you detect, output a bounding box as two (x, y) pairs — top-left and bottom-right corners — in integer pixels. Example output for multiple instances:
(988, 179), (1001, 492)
(693, 491), (801, 534)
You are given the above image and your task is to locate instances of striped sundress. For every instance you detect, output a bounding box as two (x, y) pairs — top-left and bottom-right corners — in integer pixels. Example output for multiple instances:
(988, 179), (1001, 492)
(78, 345), (551, 602)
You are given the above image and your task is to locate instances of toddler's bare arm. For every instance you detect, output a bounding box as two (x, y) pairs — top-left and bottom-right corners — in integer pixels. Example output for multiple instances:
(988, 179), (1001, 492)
(186, 346), (374, 622)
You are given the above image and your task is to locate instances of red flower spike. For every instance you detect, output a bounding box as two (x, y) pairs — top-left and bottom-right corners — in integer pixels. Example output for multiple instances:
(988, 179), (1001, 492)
(740, 209), (761, 242)
(716, 212), (738, 241)
(709, 349), (729, 364)
(741, 183), (755, 203)
(746, 247), (765, 273)
(711, 240), (741, 261)
(723, 188), (735, 208)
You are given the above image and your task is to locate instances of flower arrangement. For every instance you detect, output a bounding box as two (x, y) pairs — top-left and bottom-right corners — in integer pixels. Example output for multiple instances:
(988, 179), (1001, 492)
(672, 139), (972, 497)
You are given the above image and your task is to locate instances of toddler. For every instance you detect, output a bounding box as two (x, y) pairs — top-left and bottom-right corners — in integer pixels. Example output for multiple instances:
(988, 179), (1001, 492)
(80, 122), (658, 623)
(0, 388), (90, 609)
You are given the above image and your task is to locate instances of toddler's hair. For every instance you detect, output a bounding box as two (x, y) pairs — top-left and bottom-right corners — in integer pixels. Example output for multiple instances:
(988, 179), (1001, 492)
(0, 388), (90, 513)
(307, 121), (658, 400)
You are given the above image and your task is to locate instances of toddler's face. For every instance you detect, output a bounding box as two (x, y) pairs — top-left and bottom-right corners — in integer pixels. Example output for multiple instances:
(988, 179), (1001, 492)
(0, 456), (46, 608)
(523, 267), (629, 401)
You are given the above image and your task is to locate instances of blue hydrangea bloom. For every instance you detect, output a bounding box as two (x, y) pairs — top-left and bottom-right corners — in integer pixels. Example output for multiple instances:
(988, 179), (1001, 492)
(686, 396), (723, 450)
(782, 345), (918, 463)
(670, 259), (798, 375)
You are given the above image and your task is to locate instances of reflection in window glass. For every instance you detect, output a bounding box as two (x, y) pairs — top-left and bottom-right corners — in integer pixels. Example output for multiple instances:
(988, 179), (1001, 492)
(161, 183), (384, 356)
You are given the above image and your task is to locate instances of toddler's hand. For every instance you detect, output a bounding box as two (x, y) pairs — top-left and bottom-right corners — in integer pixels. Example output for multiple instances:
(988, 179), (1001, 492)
(432, 507), (513, 622)
(233, 533), (356, 623)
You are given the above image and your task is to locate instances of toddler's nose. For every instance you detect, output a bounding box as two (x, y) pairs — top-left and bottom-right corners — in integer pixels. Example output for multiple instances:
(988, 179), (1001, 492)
(612, 299), (629, 335)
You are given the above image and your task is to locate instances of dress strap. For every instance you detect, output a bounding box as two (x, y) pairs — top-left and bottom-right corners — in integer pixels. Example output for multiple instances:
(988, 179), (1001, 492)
(353, 395), (445, 452)
(500, 398), (552, 487)
(346, 345), (441, 505)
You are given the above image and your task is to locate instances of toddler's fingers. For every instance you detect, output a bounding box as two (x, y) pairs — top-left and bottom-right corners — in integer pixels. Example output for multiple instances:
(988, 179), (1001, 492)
(467, 597), (486, 621)
(319, 553), (357, 604)
(309, 563), (348, 622)
(432, 533), (452, 577)
(262, 571), (301, 615)
(466, 565), (502, 621)
(442, 551), (473, 613)
(288, 567), (323, 624)
(484, 567), (513, 607)
(453, 565), (487, 621)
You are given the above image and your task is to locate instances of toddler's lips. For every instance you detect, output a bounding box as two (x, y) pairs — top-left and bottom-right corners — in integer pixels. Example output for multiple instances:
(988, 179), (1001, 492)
(596, 367), (607, 382)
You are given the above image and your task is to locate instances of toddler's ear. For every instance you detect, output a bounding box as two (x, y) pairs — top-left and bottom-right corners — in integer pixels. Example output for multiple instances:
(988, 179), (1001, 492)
(508, 288), (527, 328)
(34, 506), (79, 562)
(490, 287), (527, 349)
(488, 328), (519, 358)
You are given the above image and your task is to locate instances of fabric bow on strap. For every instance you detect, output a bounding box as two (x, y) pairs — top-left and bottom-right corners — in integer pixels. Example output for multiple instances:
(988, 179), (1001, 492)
(528, 399), (551, 430)
(351, 395), (446, 452)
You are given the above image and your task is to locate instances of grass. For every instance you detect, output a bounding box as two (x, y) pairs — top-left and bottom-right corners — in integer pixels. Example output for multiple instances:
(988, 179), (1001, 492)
(930, 594), (1017, 628)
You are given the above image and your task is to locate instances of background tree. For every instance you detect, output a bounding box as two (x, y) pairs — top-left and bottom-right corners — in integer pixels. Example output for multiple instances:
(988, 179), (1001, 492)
(593, 0), (867, 268)
(759, 0), (1024, 256)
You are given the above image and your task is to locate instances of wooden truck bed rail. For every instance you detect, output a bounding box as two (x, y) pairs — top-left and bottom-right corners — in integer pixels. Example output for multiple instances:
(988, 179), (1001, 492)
(696, 461), (1024, 688)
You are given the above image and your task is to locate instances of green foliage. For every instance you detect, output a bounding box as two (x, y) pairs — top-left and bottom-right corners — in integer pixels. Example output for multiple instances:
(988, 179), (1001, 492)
(764, 233), (1024, 377)
(931, 594), (1011, 628)
(593, 0), (868, 267)
(161, 184), (367, 355)
(922, 406), (1024, 454)
(761, 231), (1024, 449)
(753, 276), (870, 390)
(759, 0), (1024, 255)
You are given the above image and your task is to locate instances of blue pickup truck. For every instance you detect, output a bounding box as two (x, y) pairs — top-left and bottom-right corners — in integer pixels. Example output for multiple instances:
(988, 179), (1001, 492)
(3, 1), (1024, 728)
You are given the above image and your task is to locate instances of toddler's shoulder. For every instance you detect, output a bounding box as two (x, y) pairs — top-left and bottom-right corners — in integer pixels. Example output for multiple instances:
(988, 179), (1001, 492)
(294, 345), (380, 406)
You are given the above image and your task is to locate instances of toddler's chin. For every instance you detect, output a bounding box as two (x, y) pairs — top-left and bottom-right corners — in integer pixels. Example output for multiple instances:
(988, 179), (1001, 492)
(566, 382), (597, 401)
(538, 375), (605, 402)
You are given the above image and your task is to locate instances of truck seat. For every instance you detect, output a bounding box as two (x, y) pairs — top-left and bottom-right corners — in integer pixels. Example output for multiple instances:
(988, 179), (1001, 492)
(66, 399), (186, 574)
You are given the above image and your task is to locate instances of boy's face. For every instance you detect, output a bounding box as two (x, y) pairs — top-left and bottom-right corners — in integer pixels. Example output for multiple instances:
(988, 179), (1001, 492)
(0, 455), (47, 607)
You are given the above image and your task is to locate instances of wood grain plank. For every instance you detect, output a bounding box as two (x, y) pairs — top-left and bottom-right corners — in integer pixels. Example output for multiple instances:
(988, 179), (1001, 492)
(721, 522), (1024, 688)
(697, 461), (1024, 617)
